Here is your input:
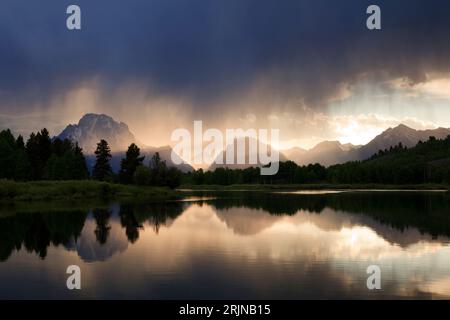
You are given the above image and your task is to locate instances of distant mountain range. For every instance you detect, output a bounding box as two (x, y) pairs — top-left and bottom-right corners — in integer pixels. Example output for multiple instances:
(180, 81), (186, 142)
(210, 124), (450, 169)
(283, 141), (361, 167)
(57, 113), (450, 172)
(209, 137), (288, 171)
(283, 124), (450, 166)
(56, 114), (194, 173)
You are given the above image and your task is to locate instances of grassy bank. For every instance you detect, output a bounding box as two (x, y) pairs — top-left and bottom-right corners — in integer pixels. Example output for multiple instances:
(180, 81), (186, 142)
(180, 183), (450, 191)
(0, 180), (180, 202)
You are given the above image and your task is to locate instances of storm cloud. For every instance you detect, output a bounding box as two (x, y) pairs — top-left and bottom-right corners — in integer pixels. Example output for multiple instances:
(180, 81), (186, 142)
(1, 0), (450, 145)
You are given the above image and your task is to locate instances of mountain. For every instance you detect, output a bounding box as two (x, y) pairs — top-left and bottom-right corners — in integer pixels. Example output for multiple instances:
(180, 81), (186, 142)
(353, 124), (450, 160)
(209, 137), (288, 171)
(57, 113), (140, 154)
(329, 133), (450, 184)
(283, 147), (307, 160)
(285, 141), (360, 166)
(57, 113), (194, 173)
(284, 124), (450, 167)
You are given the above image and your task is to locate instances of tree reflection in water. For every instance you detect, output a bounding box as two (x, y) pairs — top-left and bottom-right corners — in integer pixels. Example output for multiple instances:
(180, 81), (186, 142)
(1, 191), (450, 262)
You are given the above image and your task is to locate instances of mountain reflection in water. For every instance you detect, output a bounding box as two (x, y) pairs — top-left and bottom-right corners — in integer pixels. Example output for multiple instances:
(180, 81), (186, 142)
(0, 191), (449, 299)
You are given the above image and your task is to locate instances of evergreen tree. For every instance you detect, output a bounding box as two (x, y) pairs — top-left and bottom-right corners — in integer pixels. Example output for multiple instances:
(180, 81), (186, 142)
(1, 128), (88, 181)
(51, 138), (73, 157)
(149, 152), (166, 185)
(119, 143), (145, 184)
(44, 139), (88, 180)
(25, 129), (52, 180)
(165, 167), (182, 189)
(16, 135), (25, 150)
(0, 129), (16, 179)
(72, 143), (89, 179)
(147, 152), (181, 188)
(13, 148), (31, 181)
(38, 128), (52, 163)
(92, 139), (112, 181)
(26, 132), (40, 179)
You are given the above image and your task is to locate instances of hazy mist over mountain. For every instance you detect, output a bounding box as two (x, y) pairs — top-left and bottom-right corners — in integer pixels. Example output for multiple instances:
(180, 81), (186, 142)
(57, 113), (194, 173)
(56, 113), (450, 170)
(284, 124), (450, 166)
(57, 113), (141, 154)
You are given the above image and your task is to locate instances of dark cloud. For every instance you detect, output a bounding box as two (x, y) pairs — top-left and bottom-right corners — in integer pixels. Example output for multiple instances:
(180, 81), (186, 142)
(1, 0), (450, 114)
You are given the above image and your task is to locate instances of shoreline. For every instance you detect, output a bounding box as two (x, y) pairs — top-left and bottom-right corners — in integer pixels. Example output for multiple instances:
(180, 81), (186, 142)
(179, 183), (450, 192)
(1, 180), (449, 203)
(0, 180), (180, 202)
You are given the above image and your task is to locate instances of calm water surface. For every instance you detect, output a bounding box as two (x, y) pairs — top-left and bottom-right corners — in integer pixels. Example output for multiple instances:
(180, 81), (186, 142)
(1, 191), (450, 299)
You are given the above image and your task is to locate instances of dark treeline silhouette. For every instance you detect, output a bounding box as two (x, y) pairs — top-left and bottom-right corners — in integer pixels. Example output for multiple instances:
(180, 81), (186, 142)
(184, 135), (450, 185)
(3, 128), (450, 187)
(0, 128), (88, 180)
(184, 163), (327, 185)
(87, 139), (182, 188)
(0, 128), (182, 189)
(328, 136), (450, 184)
(131, 150), (182, 189)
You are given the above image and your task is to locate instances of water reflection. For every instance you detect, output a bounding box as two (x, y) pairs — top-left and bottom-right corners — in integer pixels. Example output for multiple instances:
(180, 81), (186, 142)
(0, 191), (449, 299)
(0, 201), (185, 263)
(0, 209), (86, 261)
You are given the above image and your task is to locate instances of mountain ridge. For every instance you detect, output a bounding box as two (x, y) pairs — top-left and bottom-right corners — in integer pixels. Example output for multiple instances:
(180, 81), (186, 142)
(57, 113), (194, 173)
(283, 124), (450, 167)
(57, 113), (142, 154)
(208, 136), (288, 171)
(57, 114), (450, 171)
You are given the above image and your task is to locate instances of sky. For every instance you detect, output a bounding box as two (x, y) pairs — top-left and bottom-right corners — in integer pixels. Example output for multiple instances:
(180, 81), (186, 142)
(1, 0), (450, 149)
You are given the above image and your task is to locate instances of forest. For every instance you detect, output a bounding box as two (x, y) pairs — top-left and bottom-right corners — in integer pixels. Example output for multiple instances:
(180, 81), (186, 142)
(184, 135), (450, 185)
(0, 128), (182, 189)
(2, 127), (450, 188)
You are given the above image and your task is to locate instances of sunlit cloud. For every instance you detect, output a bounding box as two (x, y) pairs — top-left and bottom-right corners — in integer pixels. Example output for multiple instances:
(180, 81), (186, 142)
(389, 76), (450, 100)
(267, 108), (439, 150)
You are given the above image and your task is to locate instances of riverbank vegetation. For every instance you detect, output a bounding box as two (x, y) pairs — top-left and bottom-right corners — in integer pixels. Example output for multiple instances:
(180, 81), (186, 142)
(0, 180), (179, 201)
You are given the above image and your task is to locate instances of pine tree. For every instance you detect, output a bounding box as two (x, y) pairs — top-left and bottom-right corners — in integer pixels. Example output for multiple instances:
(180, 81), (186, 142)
(25, 129), (52, 180)
(26, 132), (40, 179)
(119, 143), (145, 184)
(0, 129), (16, 178)
(92, 139), (112, 181)
(16, 135), (25, 150)
(72, 143), (89, 179)
(38, 128), (52, 164)
(149, 152), (166, 185)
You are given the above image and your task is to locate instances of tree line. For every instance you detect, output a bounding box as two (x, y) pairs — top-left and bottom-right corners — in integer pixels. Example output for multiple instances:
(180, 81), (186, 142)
(327, 136), (450, 184)
(0, 128), (182, 189)
(0, 128), (88, 181)
(184, 135), (450, 185)
(2, 127), (450, 187)
(92, 139), (182, 189)
(183, 162), (328, 185)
